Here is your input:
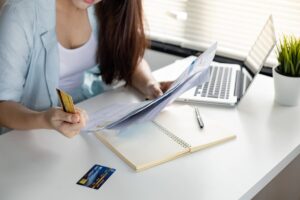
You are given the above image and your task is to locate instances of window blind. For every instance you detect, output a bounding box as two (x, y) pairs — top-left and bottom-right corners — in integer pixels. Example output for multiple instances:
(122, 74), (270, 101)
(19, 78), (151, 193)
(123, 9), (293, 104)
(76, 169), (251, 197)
(143, 0), (300, 67)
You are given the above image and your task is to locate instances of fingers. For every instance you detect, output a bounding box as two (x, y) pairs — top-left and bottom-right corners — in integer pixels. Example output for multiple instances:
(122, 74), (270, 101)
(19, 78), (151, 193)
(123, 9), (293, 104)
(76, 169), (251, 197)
(54, 107), (89, 124)
(58, 121), (84, 138)
(57, 117), (85, 138)
(51, 108), (79, 123)
(48, 107), (89, 138)
(159, 81), (173, 93)
(75, 107), (89, 127)
(147, 83), (163, 99)
(152, 85), (163, 98)
(146, 81), (174, 99)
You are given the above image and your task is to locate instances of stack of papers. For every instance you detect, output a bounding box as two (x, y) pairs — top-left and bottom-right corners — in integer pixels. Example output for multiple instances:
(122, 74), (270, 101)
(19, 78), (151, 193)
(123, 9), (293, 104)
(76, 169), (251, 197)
(85, 42), (217, 130)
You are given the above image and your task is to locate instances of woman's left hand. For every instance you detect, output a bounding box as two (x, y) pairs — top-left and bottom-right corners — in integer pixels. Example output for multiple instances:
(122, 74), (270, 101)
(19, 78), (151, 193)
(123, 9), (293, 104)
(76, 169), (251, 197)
(144, 81), (173, 99)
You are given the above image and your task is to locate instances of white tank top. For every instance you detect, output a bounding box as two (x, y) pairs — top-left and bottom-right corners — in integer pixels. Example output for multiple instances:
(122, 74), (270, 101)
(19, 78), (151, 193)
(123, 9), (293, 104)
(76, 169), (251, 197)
(58, 33), (97, 93)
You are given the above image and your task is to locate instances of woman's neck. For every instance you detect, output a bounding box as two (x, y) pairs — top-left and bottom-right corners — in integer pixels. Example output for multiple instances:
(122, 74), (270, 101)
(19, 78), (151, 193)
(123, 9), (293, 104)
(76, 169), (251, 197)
(56, 0), (91, 49)
(56, 0), (84, 13)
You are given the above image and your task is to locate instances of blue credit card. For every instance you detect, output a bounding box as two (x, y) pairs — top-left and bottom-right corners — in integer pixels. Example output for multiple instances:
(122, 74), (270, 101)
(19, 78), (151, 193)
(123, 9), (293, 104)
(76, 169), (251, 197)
(77, 164), (116, 190)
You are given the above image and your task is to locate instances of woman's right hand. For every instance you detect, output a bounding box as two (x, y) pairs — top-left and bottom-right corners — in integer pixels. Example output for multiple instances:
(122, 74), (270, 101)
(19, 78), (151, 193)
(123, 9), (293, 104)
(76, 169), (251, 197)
(42, 107), (88, 138)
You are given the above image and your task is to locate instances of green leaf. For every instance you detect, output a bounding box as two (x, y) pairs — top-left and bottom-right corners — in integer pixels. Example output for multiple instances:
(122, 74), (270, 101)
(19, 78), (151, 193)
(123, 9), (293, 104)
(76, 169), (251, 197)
(297, 51), (300, 76)
(289, 59), (295, 76)
(283, 47), (290, 74)
(296, 60), (300, 76)
(276, 35), (300, 76)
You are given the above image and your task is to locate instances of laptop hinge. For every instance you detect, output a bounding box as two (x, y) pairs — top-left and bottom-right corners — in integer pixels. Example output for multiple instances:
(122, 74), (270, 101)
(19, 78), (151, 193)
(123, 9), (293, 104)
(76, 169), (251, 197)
(234, 67), (244, 100)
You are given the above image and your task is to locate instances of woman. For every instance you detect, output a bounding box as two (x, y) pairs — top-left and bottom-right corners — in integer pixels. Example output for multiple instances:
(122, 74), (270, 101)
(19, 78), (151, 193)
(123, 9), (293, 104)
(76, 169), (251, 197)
(0, 0), (170, 137)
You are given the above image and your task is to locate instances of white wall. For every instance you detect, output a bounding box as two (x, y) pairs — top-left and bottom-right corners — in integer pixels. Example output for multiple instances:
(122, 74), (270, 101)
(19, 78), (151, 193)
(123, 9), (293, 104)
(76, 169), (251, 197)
(144, 49), (183, 71)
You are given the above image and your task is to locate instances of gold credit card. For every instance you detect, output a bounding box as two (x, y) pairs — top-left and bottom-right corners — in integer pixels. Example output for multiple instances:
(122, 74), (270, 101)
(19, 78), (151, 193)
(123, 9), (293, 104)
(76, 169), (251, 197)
(56, 88), (76, 114)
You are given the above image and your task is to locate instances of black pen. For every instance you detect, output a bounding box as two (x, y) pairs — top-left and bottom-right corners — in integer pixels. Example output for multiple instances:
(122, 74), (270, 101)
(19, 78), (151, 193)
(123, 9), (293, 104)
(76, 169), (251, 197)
(195, 107), (204, 129)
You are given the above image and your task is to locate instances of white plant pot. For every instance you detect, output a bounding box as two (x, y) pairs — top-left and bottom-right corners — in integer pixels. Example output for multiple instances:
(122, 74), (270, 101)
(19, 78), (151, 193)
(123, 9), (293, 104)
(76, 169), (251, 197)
(273, 67), (300, 106)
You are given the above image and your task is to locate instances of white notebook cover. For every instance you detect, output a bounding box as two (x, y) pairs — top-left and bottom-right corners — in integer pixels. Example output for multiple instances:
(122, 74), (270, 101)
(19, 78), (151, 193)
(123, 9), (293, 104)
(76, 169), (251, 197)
(96, 105), (236, 171)
(155, 105), (236, 152)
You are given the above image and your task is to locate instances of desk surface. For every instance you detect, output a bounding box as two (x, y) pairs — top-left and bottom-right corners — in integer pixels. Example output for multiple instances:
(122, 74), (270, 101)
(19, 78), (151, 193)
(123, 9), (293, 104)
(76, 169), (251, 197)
(1, 62), (300, 200)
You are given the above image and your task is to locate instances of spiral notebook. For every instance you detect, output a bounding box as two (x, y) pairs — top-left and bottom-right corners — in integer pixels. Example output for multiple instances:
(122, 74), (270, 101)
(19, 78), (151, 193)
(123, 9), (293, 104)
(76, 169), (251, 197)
(95, 105), (236, 172)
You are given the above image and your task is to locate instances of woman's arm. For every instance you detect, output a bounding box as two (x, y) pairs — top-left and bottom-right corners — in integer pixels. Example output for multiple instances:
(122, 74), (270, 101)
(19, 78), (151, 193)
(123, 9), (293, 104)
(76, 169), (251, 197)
(0, 101), (48, 130)
(131, 59), (172, 99)
(0, 101), (87, 138)
(0, 4), (87, 137)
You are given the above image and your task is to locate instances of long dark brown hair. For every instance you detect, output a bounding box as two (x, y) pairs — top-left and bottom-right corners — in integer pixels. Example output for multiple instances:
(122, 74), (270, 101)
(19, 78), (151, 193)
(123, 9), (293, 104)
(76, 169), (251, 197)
(95, 0), (147, 85)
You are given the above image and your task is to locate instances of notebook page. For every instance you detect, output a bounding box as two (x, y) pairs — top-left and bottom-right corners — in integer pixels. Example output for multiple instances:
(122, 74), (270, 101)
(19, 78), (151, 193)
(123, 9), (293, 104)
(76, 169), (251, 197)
(95, 122), (189, 172)
(154, 105), (236, 152)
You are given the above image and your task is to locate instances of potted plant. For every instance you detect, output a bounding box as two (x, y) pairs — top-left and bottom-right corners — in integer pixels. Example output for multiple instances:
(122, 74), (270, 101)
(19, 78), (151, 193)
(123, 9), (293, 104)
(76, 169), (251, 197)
(273, 35), (300, 106)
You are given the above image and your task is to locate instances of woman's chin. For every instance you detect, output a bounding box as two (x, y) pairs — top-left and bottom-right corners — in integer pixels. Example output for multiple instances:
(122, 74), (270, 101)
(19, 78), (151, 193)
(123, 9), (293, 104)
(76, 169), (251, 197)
(71, 1), (92, 10)
(71, 0), (102, 10)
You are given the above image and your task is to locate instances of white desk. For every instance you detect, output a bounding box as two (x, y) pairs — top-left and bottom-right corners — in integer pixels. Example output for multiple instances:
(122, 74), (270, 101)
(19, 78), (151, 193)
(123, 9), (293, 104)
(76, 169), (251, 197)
(1, 63), (300, 200)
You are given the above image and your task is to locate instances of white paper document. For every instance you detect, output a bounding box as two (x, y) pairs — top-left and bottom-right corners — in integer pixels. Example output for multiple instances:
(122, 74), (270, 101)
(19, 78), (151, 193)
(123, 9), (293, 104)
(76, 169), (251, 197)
(84, 42), (217, 131)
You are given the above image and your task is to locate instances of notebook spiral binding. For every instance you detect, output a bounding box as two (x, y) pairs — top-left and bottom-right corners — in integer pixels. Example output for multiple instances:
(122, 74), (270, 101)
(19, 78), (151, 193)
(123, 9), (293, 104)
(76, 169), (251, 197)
(152, 120), (191, 149)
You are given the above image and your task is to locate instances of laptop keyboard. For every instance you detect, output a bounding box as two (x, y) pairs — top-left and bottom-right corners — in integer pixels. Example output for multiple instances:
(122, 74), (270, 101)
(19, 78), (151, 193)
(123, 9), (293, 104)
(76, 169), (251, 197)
(194, 66), (232, 99)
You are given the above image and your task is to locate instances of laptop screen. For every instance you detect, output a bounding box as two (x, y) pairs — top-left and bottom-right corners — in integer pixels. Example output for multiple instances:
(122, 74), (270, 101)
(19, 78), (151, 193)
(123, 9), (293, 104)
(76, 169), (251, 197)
(244, 16), (276, 76)
(240, 16), (276, 98)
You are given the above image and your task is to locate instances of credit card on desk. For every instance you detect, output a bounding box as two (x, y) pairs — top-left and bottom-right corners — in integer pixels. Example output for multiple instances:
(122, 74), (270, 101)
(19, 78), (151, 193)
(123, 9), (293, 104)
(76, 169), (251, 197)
(56, 88), (76, 114)
(77, 164), (116, 190)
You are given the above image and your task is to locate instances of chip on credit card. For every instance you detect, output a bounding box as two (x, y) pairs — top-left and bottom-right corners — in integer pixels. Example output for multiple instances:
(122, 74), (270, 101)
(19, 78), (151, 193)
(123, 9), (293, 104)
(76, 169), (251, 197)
(56, 88), (76, 114)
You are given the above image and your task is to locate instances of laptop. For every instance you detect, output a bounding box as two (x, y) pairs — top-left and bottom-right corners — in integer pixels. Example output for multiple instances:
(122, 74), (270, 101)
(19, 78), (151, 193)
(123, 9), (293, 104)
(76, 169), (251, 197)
(177, 16), (276, 106)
